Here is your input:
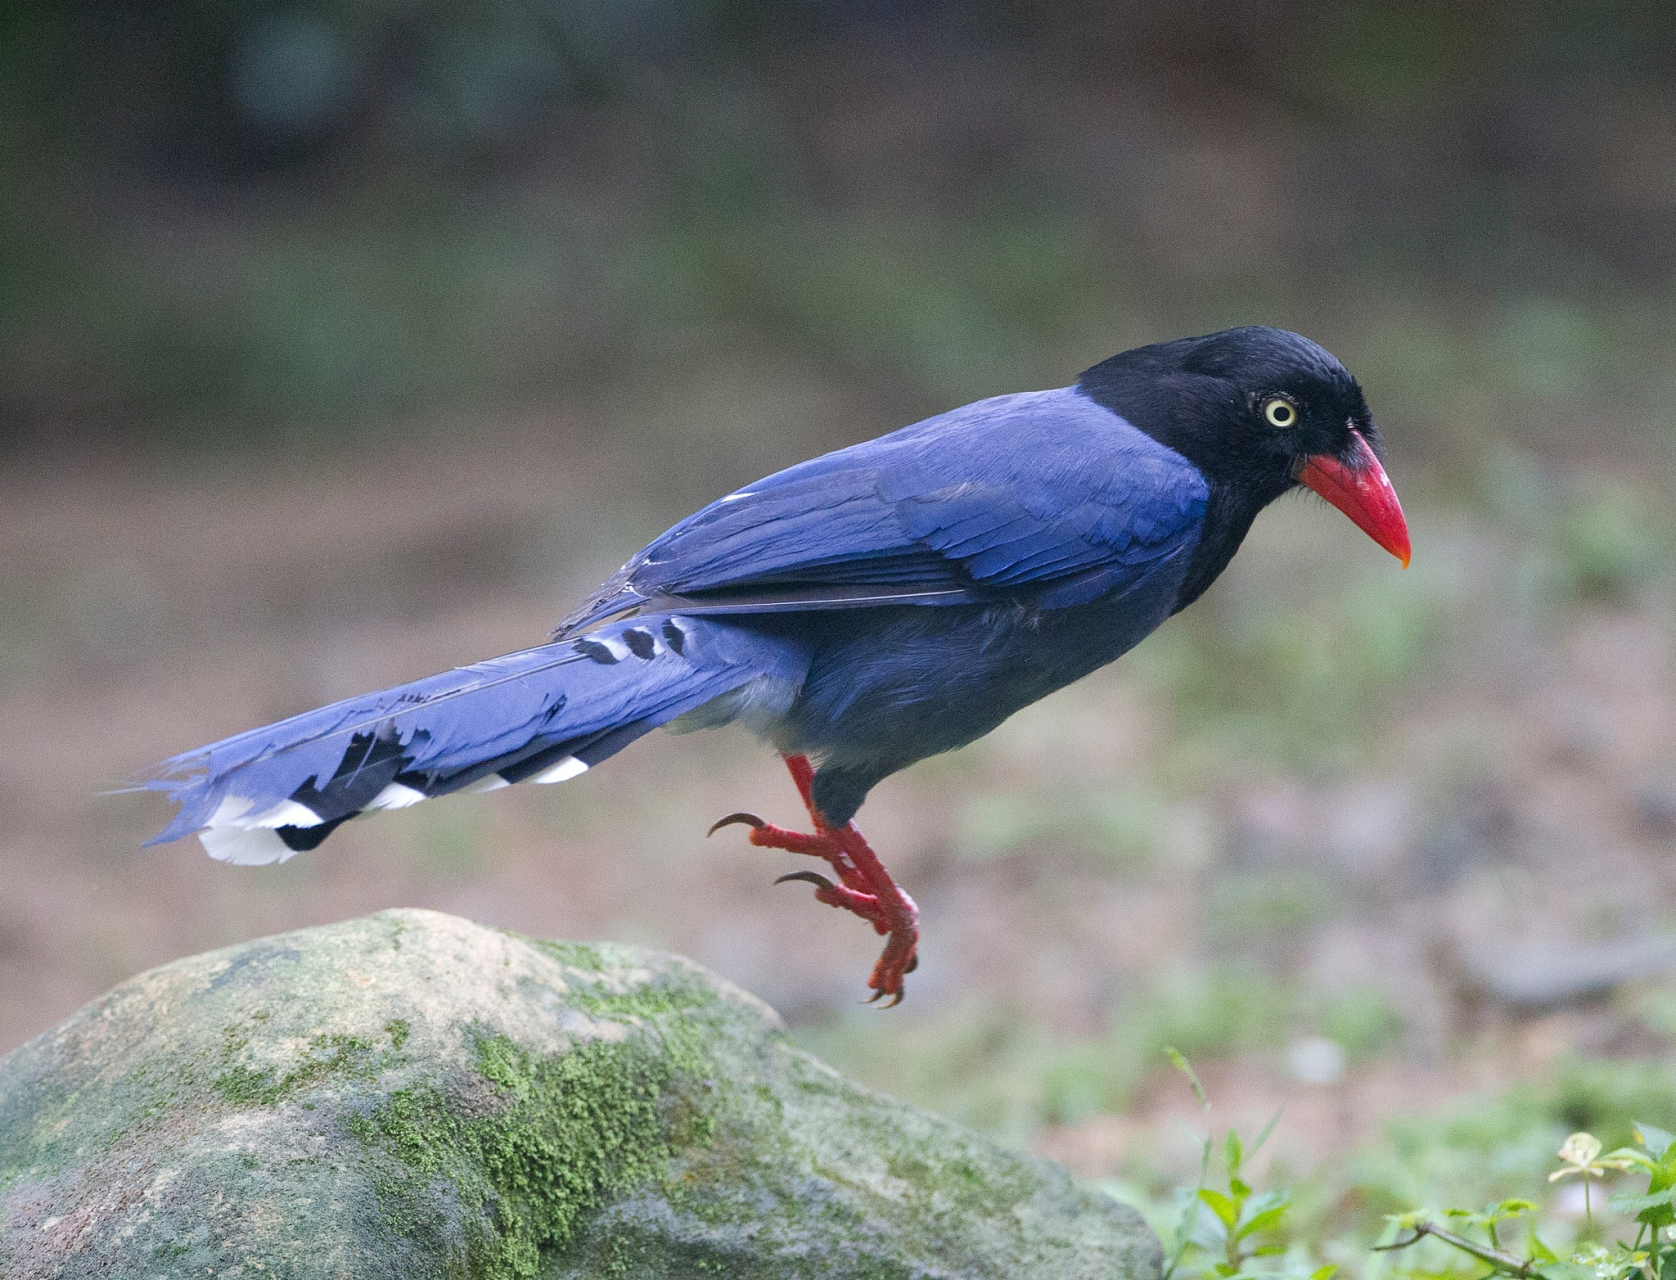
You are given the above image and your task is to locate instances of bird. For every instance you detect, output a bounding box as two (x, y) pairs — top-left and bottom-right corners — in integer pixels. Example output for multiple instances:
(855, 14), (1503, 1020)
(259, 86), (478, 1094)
(143, 326), (1410, 1006)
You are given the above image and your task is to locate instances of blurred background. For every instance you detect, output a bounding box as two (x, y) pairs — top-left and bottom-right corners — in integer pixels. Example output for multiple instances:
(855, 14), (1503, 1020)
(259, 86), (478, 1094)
(6, 0), (1676, 1264)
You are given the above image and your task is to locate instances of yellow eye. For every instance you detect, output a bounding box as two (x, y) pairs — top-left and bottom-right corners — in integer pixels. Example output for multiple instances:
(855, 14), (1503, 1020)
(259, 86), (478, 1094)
(1263, 397), (1297, 427)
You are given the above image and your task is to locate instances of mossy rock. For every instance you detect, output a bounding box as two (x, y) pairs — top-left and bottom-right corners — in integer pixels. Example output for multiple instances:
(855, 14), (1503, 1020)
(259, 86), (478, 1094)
(0, 908), (1157, 1279)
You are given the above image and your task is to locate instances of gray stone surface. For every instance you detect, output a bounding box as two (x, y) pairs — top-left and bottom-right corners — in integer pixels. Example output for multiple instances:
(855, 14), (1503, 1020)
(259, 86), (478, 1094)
(0, 908), (1158, 1279)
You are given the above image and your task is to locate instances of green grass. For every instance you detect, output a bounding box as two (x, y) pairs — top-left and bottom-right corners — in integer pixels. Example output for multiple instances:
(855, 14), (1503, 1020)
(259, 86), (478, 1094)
(1089, 1054), (1676, 1280)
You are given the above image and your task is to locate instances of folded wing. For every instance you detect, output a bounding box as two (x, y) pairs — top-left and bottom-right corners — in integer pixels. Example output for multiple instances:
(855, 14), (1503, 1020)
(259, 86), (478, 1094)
(558, 387), (1209, 632)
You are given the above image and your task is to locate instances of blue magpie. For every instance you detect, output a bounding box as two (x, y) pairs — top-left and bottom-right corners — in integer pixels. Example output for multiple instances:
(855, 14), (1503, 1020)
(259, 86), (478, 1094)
(145, 326), (1410, 1004)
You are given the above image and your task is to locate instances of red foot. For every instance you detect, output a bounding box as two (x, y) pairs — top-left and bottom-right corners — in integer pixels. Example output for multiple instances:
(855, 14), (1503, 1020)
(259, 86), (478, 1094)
(708, 754), (920, 1006)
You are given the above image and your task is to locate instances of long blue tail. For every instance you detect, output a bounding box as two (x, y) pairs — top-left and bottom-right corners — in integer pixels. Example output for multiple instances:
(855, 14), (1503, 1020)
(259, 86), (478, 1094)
(144, 614), (806, 865)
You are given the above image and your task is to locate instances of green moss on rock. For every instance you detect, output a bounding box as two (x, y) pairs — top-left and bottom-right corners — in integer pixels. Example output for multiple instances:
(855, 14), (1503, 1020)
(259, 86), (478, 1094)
(214, 1029), (382, 1106)
(354, 1030), (711, 1278)
(0, 908), (1157, 1279)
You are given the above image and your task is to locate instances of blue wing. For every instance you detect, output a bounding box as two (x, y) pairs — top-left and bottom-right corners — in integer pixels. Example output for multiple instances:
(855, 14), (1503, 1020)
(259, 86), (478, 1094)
(559, 386), (1209, 631)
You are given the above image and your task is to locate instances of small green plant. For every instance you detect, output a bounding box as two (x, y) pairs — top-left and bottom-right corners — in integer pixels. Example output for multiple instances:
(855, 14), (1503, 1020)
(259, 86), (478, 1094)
(1378, 1122), (1676, 1280)
(1158, 1048), (1334, 1280)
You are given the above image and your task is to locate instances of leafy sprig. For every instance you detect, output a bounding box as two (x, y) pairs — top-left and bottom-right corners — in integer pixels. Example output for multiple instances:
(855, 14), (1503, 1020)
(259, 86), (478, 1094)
(1159, 1047), (1334, 1280)
(1379, 1123), (1676, 1280)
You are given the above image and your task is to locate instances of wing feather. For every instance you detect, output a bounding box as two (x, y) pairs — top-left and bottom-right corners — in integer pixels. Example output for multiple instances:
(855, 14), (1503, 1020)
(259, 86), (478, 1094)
(557, 387), (1208, 632)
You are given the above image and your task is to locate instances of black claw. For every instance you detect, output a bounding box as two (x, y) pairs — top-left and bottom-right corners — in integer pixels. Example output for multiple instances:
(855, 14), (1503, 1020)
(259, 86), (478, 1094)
(708, 811), (766, 837)
(862, 989), (884, 1004)
(881, 991), (904, 1009)
(774, 870), (834, 890)
(905, 953), (919, 974)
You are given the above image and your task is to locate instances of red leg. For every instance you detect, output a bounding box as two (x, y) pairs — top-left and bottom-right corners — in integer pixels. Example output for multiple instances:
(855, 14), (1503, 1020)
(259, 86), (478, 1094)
(708, 754), (920, 1005)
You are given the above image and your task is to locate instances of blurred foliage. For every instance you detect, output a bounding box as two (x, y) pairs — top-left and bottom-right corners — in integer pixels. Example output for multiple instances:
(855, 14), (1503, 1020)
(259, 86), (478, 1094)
(793, 970), (1402, 1141)
(1551, 483), (1665, 606)
(5, 1), (1676, 462)
(1480, 451), (1676, 607)
(1138, 567), (1442, 772)
(954, 784), (1163, 867)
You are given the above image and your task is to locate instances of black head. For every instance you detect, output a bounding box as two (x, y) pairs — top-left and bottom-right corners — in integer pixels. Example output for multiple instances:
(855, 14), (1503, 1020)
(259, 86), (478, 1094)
(1079, 326), (1408, 608)
(1078, 326), (1381, 504)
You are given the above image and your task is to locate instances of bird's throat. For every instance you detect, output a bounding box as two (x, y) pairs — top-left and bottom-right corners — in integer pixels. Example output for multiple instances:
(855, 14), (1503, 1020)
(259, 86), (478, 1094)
(1169, 481), (1272, 615)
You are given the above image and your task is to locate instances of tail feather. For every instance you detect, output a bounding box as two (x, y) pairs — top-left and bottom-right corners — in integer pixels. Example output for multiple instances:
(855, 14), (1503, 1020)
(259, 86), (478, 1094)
(145, 614), (805, 865)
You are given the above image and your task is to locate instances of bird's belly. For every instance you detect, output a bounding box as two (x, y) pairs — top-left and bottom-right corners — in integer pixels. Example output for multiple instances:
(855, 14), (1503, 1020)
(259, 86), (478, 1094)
(770, 594), (1174, 770)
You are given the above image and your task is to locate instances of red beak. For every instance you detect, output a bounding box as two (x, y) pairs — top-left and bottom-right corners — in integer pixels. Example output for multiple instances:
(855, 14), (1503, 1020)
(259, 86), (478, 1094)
(1296, 431), (1411, 568)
